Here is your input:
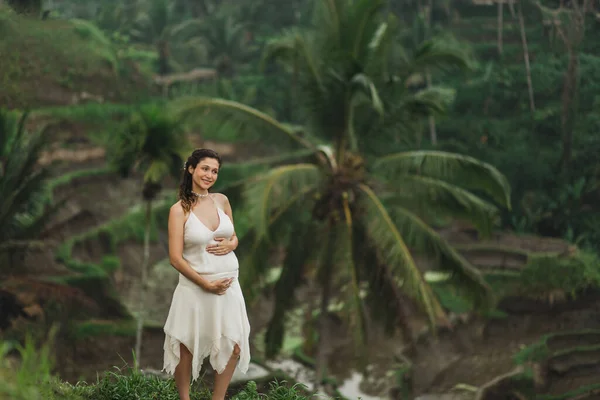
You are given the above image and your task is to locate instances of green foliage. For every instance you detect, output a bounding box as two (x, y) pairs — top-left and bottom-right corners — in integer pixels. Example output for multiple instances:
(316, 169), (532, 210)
(70, 320), (136, 340)
(430, 3), (600, 251)
(109, 104), (188, 199)
(518, 252), (600, 296)
(56, 199), (172, 277)
(0, 328), (83, 400)
(0, 9), (152, 108)
(6, 0), (41, 16)
(0, 335), (311, 399)
(177, 0), (512, 363)
(71, 19), (119, 71)
(0, 110), (51, 259)
(48, 167), (112, 194)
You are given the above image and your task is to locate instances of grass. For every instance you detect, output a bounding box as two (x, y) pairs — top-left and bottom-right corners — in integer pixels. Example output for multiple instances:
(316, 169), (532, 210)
(69, 319), (137, 340)
(36, 103), (134, 123)
(35, 103), (137, 146)
(0, 6), (152, 108)
(0, 336), (313, 400)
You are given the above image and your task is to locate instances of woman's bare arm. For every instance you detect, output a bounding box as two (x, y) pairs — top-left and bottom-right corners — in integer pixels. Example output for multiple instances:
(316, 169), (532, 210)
(221, 194), (238, 249)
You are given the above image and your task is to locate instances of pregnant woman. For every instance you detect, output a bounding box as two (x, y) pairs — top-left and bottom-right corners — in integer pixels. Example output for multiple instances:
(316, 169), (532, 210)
(162, 148), (250, 400)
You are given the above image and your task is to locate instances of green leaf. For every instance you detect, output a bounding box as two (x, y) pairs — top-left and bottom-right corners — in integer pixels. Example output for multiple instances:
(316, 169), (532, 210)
(388, 205), (494, 311)
(357, 183), (446, 327)
(384, 174), (499, 237)
(374, 150), (512, 209)
(171, 97), (319, 150)
(338, 196), (368, 349)
(265, 222), (319, 358)
(244, 164), (321, 241)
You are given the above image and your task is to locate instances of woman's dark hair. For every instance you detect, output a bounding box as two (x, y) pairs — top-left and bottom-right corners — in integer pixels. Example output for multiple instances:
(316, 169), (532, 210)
(179, 148), (222, 213)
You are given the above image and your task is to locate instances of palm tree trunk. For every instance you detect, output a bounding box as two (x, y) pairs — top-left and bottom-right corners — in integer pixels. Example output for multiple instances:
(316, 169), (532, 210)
(134, 200), (152, 366)
(507, 0), (516, 18)
(157, 39), (171, 76)
(424, 0), (437, 145)
(315, 263), (333, 387)
(517, 0), (535, 112)
(559, 47), (579, 172)
(426, 71), (437, 145)
(497, 0), (503, 57)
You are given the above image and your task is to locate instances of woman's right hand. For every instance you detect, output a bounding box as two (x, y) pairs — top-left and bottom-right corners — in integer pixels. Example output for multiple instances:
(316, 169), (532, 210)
(203, 278), (233, 295)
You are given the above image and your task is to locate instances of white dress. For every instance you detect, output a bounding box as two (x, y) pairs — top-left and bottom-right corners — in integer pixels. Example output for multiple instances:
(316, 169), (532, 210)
(162, 198), (251, 381)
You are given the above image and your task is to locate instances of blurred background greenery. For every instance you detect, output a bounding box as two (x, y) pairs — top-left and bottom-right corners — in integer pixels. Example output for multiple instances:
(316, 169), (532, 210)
(1, 0), (600, 399)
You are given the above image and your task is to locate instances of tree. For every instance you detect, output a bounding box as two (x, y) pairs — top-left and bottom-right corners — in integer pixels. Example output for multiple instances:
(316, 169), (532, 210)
(533, 0), (591, 173)
(6, 0), (41, 16)
(174, 0), (511, 385)
(109, 104), (188, 365)
(498, 0), (504, 56)
(0, 109), (95, 339)
(517, 0), (536, 112)
(0, 109), (50, 260)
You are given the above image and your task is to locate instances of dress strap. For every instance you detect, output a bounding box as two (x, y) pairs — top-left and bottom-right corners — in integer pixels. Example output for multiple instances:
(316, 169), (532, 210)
(208, 194), (222, 210)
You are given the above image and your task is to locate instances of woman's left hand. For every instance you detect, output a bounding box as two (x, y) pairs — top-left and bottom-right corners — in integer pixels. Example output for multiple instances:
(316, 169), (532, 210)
(206, 237), (235, 256)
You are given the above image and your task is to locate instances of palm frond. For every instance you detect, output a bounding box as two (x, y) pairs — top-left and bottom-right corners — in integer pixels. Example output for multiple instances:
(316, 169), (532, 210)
(169, 18), (204, 40)
(365, 15), (398, 79)
(171, 97), (319, 150)
(350, 73), (384, 116)
(244, 164), (321, 241)
(109, 104), (187, 184)
(374, 150), (511, 209)
(262, 29), (323, 91)
(404, 38), (472, 79)
(337, 196), (368, 347)
(265, 222), (319, 358)
(344, 0), (385, 61)
(383, 175), (499, 237)
(357, 183), (446, 326)
(352, 220), (414, 339)
(238, 182), (317, 297)
(399, 86), (456, 117)
(388, 205), (494, 311)
(0, 110), (51, 246)
(144, 159), (171, 184)
(215, 150), (318, 211)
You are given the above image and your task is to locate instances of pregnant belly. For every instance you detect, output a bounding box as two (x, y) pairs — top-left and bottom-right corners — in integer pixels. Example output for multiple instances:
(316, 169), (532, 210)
(203, 251), (239, 272)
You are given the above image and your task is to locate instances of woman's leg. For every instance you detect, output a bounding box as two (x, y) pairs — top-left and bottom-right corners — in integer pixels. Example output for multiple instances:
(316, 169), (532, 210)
(174, 343), (193, 400)
(211, 344), (241, 400)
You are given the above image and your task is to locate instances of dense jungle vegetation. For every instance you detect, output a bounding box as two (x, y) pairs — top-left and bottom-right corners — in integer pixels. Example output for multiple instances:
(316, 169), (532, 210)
(1, 0), (600, 399)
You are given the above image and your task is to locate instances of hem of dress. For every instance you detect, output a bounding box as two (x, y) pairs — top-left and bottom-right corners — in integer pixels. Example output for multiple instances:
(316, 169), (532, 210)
(162, 329), (249, 380)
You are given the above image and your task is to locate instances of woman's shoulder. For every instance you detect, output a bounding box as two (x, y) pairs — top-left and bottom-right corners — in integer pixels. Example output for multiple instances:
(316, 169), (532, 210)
(210, 192), (229, 206)
(170, 200), (186, 216)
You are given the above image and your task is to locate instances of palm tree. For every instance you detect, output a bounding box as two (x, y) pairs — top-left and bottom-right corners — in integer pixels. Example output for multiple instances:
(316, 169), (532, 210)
(131, 0), (210, 75)
(0, 109), (50, 262)
(109, 104), (188, 365)
(0, 109), (97, 338)
(174, 0), (511, 383)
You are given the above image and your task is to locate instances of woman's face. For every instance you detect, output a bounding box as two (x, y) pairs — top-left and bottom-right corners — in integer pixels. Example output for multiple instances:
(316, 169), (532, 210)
(189, 157), (220, 191)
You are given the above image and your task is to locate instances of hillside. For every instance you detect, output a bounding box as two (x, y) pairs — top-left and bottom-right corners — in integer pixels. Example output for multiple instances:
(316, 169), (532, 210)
(0, 6), (155, 108)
